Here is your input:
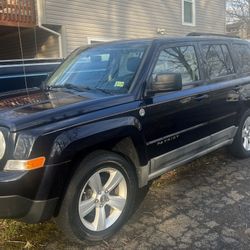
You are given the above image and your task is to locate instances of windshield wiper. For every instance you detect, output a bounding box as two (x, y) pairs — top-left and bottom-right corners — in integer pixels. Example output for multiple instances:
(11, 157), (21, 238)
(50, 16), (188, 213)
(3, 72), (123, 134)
(46, 84), (112, 94)
(46, 83), (88, 92)
(95, 87), (113, 94)
(63, 83), (86, 92)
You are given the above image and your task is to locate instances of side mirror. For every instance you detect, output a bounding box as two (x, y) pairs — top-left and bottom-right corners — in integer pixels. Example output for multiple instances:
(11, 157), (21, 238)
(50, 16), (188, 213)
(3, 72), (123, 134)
(147, 73), (182, 96)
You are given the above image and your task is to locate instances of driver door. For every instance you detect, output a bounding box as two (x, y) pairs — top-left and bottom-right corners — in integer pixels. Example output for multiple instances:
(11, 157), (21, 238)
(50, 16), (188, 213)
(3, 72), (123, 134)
(142, 42), (212, 173)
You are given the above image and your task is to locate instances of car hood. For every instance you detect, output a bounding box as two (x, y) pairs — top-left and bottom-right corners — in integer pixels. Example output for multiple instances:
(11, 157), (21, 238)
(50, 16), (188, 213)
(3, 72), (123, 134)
(0, 88), (134, 132)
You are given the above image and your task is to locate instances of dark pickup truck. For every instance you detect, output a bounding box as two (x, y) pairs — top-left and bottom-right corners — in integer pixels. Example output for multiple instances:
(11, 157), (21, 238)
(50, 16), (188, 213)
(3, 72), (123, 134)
(0, 34), (250, 244)
(0, 58), (61, 92)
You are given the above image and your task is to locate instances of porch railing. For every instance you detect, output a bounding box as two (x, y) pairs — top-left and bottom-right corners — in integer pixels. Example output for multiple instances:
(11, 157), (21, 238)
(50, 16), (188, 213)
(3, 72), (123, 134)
(0, 0), (36, 27)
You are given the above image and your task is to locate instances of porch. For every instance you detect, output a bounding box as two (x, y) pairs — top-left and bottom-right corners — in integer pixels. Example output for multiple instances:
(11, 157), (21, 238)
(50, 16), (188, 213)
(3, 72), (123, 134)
(0, 0), (61, 60)
(0, 0), (36, 28)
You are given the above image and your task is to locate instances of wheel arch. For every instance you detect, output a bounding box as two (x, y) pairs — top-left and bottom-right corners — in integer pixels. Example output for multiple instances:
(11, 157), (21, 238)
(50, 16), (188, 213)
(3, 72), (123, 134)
(50, 118), (149, 215)
(48, 116), (148, 166)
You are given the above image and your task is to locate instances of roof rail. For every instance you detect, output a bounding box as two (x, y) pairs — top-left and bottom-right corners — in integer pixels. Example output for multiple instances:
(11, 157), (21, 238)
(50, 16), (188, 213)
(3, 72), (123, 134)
(186, 32), (240, 39)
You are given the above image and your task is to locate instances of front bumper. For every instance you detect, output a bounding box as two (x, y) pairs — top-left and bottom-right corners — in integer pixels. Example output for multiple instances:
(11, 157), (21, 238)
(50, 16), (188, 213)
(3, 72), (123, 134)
(0, 195), (58, 223)
(0, 162), (69, 223)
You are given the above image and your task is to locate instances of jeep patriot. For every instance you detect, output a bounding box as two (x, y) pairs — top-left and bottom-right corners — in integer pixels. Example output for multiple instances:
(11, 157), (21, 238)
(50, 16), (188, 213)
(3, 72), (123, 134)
(0, 34), (250, 243)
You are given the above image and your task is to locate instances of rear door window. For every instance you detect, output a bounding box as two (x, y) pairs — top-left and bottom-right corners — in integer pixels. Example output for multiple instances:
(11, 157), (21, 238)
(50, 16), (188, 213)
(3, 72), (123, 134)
(201, 44), (234, 80)
(232, 44), (250, 73)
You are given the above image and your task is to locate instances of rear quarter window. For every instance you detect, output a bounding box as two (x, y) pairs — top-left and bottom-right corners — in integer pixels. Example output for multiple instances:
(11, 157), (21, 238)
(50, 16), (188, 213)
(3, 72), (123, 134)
(232, 43), (250, 74)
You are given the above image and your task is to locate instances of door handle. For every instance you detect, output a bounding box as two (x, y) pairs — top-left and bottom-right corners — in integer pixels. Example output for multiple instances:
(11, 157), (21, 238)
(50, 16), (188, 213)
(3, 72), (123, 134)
(194, 94), (209, 101)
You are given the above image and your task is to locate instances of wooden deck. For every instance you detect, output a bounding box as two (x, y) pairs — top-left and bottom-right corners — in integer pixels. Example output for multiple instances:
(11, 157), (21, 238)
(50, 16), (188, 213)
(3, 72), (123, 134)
(0, 0), (36, 28)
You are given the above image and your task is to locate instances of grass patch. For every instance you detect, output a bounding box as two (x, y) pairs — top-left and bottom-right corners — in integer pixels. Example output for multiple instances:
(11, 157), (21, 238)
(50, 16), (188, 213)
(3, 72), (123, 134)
(0, 220), (60, 249)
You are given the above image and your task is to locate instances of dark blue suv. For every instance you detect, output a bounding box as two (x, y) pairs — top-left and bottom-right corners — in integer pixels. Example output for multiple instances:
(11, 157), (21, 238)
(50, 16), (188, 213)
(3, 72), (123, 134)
(0, 34), (250, 243)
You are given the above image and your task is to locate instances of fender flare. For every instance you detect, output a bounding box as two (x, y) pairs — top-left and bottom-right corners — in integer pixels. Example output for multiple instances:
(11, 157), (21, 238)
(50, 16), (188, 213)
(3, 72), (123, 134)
(48, 116), (148, 165)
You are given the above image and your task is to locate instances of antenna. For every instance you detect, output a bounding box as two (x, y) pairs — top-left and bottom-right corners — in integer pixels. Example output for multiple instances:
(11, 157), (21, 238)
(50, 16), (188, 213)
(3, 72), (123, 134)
(33, 26), (38, 57)
(17, 22), (30, 98)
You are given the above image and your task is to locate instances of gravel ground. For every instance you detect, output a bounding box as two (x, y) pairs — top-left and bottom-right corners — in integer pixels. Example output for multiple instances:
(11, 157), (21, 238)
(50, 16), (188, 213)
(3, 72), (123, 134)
(1, 148), (250, 249)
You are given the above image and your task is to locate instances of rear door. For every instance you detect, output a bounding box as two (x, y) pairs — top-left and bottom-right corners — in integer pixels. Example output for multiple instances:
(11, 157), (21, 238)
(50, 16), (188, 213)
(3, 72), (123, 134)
(198, 41), (240, 135)
(142, 42), (212, 172)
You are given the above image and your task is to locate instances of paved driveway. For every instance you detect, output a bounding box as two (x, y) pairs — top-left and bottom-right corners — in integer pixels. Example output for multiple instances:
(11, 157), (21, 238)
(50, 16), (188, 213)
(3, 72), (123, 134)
(2, 149), (250, 249)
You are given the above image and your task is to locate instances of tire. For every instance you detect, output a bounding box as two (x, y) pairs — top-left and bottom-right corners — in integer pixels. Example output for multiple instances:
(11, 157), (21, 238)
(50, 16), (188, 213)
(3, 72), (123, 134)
(229, 110), (250, 158)
(55, 150), (139, 244)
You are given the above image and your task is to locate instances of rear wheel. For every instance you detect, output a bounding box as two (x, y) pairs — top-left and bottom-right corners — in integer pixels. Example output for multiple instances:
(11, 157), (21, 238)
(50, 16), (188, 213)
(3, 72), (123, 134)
(55, 151), (139, 243)
(229, 110), (250, 158)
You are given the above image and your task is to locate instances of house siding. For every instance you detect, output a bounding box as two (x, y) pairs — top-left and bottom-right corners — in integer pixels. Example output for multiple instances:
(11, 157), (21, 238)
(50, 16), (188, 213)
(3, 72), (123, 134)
(43, 0), (226, 56)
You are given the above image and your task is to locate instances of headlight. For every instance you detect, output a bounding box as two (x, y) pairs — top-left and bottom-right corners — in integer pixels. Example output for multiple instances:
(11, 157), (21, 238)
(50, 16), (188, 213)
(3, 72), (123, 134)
(0, 131), (6, 159)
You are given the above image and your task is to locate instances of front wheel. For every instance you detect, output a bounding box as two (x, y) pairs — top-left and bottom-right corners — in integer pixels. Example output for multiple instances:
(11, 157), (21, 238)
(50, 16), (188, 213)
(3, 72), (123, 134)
(55, 151), (139, 243)
(229, 110), (250, 158)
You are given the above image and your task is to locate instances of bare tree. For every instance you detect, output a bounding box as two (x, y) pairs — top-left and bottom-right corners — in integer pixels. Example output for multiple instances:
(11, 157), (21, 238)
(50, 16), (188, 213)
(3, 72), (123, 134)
(227, 0), (250, 23)
(226, 0), (250, 37)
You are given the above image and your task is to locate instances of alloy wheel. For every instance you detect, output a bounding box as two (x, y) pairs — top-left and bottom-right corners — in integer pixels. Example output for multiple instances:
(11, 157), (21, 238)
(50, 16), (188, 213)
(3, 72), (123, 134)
(78, 167), (127, 232)
(242, 117), (250, 151)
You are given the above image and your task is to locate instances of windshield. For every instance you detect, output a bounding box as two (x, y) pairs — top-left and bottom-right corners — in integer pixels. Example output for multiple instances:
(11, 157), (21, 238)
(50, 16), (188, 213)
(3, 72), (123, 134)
(47, 43), (148, 94)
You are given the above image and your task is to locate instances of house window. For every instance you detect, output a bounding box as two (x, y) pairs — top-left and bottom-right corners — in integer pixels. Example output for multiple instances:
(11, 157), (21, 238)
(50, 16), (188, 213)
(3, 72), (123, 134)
(182, 0), (195, 26)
